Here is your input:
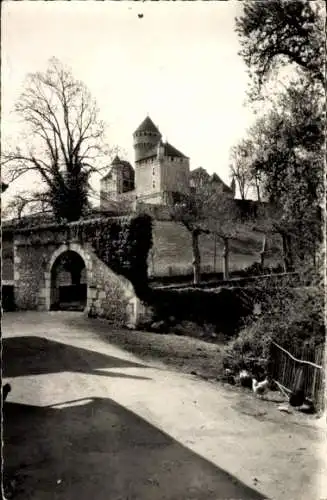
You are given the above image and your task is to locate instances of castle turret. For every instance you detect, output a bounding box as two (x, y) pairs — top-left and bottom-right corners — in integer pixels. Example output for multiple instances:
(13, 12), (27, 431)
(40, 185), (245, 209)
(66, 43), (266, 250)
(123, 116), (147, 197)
(133, 116), (162, 162)
(100, 155), (135, 210)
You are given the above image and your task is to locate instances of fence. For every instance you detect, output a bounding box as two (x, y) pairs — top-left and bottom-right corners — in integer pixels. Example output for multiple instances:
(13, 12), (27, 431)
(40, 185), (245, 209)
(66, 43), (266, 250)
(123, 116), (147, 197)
(270, 341), (325, 410)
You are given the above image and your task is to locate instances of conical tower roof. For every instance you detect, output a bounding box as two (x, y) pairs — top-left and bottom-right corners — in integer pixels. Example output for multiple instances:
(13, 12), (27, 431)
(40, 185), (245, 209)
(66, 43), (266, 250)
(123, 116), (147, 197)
(134, 116), (160, 135)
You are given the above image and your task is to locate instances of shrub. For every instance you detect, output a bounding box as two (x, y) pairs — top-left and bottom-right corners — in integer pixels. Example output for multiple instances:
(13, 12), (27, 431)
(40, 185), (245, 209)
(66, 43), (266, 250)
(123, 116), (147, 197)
(142, 286), (255, 336)
(222, 283), (324, 375)
(237, 261), (284, 278)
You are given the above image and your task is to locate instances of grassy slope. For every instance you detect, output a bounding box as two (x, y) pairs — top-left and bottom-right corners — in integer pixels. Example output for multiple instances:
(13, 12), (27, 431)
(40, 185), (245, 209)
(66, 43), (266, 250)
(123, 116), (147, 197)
(150, 220), (282, 277)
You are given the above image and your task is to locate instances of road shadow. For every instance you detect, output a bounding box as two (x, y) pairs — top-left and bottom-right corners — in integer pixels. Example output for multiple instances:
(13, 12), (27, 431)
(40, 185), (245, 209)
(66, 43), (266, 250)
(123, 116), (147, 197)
(3, 336), (151, 381)
(3, 397), (267, 500)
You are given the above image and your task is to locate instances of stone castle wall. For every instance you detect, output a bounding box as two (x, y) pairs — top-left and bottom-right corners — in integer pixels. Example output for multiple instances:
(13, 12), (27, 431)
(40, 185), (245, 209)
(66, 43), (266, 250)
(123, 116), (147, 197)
(7, 226), (141, 327)
(160, 157), (190, 195)
(135, 157), (161, 200)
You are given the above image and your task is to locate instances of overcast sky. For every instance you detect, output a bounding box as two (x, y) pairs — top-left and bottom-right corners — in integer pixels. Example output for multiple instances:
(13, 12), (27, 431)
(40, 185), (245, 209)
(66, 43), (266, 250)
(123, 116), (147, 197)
(2, 0), (257, 204)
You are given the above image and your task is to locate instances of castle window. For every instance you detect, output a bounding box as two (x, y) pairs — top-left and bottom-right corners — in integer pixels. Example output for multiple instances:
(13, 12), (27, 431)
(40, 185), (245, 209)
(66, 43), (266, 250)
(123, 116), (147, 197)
(152, 181), (155, 189)
(152, 167), (155, 175)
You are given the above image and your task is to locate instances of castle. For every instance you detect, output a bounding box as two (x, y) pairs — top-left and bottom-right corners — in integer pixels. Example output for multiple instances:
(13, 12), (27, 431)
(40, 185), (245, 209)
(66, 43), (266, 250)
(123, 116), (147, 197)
(100, 116), (234, 212)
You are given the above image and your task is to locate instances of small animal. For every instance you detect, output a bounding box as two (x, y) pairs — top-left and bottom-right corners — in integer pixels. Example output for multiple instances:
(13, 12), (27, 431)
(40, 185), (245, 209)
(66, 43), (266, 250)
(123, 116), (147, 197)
(2, 383), (11, 402)
(252, 377), (269, 397)
(298, 398), (315, 414)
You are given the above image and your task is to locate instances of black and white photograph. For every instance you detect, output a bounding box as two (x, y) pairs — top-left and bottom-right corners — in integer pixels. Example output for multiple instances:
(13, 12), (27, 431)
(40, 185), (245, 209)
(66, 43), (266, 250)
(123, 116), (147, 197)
(1, 1), (326, 499)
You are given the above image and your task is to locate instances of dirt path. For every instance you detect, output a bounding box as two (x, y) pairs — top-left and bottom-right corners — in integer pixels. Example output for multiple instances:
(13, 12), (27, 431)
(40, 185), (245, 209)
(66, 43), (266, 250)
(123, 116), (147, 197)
(3, 312), (326, 500)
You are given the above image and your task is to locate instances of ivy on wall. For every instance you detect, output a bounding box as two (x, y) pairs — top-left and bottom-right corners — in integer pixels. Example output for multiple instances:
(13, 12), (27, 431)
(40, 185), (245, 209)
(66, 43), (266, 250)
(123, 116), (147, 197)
(79, 214), (153, 293)
(4, 214), (153, 294)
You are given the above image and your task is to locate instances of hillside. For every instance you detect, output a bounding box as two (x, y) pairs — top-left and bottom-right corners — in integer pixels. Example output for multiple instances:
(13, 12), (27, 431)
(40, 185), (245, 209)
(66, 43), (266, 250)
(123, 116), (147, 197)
(149, 220), (282, 277)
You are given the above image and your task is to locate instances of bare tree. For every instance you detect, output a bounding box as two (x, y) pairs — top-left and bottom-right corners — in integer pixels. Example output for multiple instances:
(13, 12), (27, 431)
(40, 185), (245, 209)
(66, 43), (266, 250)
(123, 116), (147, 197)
(229, 140), (253, 200)
(2, 191), (51, 220)
(2, 58), (111, 221)
(229, 137), (265, 202)
(170, 180), (243, 284)
(170, 190), (210, 285)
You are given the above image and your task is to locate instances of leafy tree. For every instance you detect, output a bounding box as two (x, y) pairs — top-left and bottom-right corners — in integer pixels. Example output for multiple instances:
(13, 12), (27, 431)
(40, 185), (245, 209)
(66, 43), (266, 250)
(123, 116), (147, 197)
(235, 0), (324, 272)
(245, 80), (324, 270)
(2, 58), (110, 221)
(236, 0), (325, 99)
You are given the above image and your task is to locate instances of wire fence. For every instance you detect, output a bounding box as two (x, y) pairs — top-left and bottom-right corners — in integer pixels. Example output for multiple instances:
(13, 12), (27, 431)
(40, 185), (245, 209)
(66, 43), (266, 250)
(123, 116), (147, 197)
(270, 341), (325, 410)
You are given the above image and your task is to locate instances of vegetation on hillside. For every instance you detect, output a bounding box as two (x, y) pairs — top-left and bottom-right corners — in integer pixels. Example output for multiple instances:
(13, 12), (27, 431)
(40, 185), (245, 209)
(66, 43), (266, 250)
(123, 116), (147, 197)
(234, 0), (324, 271)
(223, 0), (326, 382)
(222, 282), (324, 374)
(169, 178), (263, 284)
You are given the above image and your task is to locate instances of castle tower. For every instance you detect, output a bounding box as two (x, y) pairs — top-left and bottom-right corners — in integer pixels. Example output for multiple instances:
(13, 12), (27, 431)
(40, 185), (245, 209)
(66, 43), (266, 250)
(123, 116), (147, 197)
(133, 116), (162, 162)
(133, 116), (190, 205)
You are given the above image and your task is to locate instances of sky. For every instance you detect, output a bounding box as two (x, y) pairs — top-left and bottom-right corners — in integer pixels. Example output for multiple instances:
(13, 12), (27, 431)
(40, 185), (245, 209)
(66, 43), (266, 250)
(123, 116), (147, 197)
(1, 0), (257, 206)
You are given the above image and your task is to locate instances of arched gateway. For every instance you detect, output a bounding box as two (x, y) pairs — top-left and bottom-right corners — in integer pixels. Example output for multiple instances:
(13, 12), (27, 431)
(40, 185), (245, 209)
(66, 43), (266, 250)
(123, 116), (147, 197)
(50, 250), (87, 311)
(45, 243), (93, 313)
(10, 229), (145, 328)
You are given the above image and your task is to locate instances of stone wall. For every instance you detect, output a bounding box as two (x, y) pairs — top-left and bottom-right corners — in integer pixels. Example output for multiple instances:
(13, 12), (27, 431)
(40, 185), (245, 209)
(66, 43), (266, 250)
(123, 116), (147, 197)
(6, 224), (142, 327)
(88, 252), (137, 327)
(14, 238), (57, 310)
(135, 157), (160, 198)
(100, 189), (136, 213)
(2, 234), (14, 282)
(160, 157), (190, 195)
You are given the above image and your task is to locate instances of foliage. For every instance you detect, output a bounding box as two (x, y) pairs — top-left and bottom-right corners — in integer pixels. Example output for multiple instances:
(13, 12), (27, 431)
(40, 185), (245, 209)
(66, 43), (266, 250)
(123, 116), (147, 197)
(237, 261), (284, 278)
(89, 214), (153, 293)
(2, 58), (111, 221)
(223, 282), (324, 375)
(4, 213), (153, 293)
(235, 0), (325, 272)
(143, 286), (254, 335)
(243, 80), (324, 267)
(236, 0), (325, 99)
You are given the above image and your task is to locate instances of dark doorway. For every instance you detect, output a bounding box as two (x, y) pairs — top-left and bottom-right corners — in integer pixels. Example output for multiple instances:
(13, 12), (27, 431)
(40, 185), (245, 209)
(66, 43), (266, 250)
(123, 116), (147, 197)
(50, 251), (87, 311)
(2, 285), (15, 312)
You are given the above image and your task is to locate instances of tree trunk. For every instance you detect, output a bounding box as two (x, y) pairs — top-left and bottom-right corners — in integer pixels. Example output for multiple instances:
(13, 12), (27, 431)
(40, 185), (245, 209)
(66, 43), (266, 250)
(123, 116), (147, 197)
(223, 237), (230, 280)
(260, 234), (267, 271)
(213, 231), (217, 273)
(281, 232), (294, 272)
(256, 182), (261, 202)
(191, 229), (201, 285)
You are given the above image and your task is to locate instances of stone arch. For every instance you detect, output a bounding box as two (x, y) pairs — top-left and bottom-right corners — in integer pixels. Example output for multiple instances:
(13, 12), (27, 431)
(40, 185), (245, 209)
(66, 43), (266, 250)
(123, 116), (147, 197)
(45, 243), (93, 312)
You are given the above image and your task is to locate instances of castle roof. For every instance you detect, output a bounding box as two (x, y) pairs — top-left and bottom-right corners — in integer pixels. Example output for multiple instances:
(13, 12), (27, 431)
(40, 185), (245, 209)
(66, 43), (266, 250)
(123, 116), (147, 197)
(190, 168), (233, 193)
(163, 142), (188, 159)
(210, 173), (233, 193)
(111, 155), (121, 165)
(136, 140), (188, 162)
(190, 167), (210, 179)
(134, 116), (161, 135)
